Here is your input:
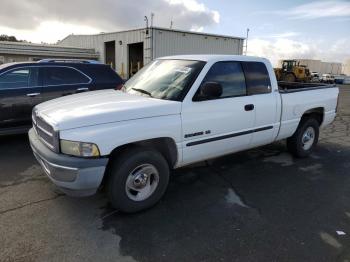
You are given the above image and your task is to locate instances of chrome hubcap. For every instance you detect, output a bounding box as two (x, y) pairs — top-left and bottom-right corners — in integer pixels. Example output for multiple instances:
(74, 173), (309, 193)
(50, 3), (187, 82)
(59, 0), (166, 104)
(302, 126), (315, 150)
(125, 164), (159, 202)
(133, 173), (148, 188)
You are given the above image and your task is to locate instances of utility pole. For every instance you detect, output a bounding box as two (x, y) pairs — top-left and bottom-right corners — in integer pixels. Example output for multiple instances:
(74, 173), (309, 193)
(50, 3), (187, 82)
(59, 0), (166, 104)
(144, 16), (149, 28)
(245, 28), (250, 55)
(170, 19), (173, 29)
(151, 13), (154, 27)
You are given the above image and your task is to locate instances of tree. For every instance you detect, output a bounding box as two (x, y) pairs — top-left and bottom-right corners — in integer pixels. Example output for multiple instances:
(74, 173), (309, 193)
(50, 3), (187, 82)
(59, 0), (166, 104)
(0, 34), (24, 42)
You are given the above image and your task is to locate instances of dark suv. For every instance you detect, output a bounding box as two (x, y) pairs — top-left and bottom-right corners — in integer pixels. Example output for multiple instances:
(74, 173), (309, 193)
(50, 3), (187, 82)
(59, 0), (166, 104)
(0, 59), (124, 135)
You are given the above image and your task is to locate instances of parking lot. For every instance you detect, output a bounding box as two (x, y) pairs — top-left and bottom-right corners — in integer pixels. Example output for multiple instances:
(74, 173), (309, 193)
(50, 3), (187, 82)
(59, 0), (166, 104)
(0, 85), (349, 262)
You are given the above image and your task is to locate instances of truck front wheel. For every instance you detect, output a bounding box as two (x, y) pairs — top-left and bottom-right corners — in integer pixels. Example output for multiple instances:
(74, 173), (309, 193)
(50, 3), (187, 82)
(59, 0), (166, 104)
(107, 147), (170, 213)
(287, 118), (319, 158)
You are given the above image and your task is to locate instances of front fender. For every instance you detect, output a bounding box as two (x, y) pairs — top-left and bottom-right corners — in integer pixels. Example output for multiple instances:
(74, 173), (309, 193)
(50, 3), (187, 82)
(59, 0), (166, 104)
(59, 115), (182, 156)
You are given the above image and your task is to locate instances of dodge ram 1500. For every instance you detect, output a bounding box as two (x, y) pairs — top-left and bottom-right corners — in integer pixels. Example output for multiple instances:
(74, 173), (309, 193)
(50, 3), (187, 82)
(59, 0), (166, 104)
(29, 55), (339, 212)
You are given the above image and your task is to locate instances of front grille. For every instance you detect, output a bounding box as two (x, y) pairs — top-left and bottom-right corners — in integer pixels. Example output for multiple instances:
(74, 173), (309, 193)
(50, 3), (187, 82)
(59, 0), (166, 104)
(32, 111), (59, 152)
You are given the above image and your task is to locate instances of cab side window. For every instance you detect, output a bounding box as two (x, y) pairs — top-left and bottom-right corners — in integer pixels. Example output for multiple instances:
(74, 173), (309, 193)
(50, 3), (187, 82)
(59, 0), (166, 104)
(196, 61), (246, 100)
(44, 67), (90, 86)
(241, 62), (271, 95)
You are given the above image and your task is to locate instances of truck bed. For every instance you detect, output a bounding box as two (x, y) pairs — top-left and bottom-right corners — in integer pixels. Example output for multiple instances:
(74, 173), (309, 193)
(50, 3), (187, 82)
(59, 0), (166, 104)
(276, 81), (339, 141)
(278, 81), (336, 93)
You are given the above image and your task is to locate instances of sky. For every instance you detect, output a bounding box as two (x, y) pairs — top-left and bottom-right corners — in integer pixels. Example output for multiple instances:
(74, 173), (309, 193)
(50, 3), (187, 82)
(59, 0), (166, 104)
(0, 0), (349, 65)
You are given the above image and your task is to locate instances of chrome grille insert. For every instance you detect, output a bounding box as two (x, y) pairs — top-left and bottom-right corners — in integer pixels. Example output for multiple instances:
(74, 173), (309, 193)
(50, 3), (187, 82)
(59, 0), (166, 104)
(32, 111), (58, 152)
(36, 124), (53, 137)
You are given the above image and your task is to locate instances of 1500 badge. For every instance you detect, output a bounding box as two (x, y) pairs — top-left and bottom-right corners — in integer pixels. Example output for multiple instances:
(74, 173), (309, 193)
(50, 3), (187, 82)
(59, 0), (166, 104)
(184, 130), (211, 138)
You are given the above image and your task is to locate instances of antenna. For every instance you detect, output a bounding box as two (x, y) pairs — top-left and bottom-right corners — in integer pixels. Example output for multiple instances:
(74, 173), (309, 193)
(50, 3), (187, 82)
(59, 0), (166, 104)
(151, 13), (154, 27)
(144, 16), (149, 28)
(245, 28), (250, 55)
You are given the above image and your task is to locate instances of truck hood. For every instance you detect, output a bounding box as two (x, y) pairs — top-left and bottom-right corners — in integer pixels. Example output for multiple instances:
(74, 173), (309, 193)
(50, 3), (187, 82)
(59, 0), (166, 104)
(35, 90), (182, 130)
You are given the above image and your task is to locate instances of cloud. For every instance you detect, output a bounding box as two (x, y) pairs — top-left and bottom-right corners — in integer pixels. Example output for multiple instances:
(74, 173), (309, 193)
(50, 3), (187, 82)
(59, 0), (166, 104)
(0, 22), (101, 44)
(247, 37), (350, 66)
(247, 38), (315, 66)
(286, 1), (350, 20)
(268, 32), (300, 38)
(256, 1), (350, 20)
(166, 0), (220, 23)
(0, 0), (219, 34)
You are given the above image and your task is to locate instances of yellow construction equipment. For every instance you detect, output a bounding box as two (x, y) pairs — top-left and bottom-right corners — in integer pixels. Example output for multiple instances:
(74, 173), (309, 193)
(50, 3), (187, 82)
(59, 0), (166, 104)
(274, 60), (311, 82)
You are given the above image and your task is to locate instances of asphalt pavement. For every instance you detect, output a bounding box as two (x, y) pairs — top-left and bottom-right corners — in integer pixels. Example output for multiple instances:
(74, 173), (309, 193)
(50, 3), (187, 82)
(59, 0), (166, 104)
(1, 85), (350, 262)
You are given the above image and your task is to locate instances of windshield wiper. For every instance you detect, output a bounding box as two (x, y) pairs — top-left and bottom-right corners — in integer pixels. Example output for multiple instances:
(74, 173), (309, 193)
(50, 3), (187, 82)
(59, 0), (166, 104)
(131, 88), (153, 97)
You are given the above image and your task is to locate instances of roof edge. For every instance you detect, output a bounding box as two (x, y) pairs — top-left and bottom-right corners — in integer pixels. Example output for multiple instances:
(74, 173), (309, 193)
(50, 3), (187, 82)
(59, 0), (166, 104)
(59, 26), (245, 41)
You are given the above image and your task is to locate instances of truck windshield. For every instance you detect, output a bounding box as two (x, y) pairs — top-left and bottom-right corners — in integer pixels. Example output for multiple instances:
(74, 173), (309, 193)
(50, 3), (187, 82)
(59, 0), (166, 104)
(124, 59), (205, 101)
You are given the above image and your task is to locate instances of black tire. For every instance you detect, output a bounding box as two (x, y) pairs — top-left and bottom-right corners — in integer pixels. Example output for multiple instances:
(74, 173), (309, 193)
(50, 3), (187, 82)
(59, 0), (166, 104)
(284, 73), (296, 82)
(107, 147), (169, 213)
(287, 117), (319, 158)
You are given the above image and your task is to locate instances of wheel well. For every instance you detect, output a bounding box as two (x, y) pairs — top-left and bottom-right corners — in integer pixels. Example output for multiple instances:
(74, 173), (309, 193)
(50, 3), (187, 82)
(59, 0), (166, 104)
(301, 107), (324, 126)
(109, 137), (178, 168)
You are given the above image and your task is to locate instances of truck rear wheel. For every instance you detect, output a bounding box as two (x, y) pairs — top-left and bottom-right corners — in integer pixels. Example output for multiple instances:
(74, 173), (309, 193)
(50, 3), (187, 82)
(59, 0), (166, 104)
(287, 118), (319, 158)
(107, 147), (169, 213)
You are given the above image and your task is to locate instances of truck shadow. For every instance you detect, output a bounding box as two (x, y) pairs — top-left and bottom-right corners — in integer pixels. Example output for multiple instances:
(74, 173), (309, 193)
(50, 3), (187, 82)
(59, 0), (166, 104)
(1, 133), (349, 261)
(99, 141), (350, 262)
(0, 134), (41, 185)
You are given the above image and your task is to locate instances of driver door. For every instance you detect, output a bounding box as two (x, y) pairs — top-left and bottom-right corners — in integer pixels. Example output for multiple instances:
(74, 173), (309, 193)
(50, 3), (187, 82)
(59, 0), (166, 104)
(181, 61), (255, 165)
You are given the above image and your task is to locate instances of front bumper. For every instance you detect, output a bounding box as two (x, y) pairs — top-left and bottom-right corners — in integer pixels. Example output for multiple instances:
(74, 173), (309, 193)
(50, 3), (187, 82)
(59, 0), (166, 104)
(29, 128), (108, 196)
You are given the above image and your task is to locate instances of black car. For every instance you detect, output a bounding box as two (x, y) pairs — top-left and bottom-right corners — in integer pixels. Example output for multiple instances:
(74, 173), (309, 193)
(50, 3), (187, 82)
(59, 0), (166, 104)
(0, 59), (124, 135)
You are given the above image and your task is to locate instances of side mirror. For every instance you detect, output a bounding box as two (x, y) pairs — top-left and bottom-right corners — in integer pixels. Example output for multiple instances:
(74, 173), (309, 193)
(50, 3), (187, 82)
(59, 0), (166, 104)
(196, 81), (222, 100)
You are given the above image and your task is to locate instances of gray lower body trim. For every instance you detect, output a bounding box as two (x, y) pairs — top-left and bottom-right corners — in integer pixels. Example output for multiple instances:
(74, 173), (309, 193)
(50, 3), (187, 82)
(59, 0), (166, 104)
(29, 128), (108, 196)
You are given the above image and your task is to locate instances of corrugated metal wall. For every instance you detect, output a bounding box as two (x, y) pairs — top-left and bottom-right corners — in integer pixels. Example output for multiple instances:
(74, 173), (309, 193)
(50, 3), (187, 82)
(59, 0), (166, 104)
(303, 60), (342, 75)
(0, 41), (98, 64)
(58, 28), (244, 78)
(343, 59), (350, 76)
(296, 59), (322, 73)
(152, 28), (243, 58)
(59, 29), (150, 78)
(319, 62), (342, 75)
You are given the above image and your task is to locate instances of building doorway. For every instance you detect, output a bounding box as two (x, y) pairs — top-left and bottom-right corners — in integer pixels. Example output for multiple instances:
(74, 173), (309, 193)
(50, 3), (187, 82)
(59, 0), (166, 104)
(128, 42), (143, 78)
(105, 41), (116, 69)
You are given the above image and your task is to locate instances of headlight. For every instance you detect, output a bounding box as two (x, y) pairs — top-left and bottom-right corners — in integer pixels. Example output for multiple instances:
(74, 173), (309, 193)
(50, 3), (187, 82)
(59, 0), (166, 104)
(60, 140), (100, 157)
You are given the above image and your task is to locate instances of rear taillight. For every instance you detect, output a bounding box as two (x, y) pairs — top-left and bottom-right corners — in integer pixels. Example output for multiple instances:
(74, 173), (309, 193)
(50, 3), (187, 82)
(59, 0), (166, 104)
(115, 83), (123, 90)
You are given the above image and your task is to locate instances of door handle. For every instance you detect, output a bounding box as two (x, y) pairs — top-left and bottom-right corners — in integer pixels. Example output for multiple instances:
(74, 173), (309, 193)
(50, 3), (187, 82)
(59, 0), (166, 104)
(26, 93), (40, 97)
(76, 87), (89, 92)
(244, 104), (254, 111)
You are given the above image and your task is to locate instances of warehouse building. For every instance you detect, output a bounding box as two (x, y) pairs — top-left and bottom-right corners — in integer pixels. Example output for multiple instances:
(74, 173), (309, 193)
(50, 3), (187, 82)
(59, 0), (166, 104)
(58, 27), (244, 79)
(278, 59), (343, 75)
(343, 59), (350, 76)
(0, 41), (98, 64)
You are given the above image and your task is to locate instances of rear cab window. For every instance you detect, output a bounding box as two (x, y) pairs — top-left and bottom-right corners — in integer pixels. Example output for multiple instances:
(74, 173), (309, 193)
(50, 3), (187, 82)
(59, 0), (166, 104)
(241, 62), (271, 95)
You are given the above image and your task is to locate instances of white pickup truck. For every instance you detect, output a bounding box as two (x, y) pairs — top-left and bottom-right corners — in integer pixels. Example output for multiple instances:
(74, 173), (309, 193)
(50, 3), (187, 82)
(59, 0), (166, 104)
(29, 55), (339, 212)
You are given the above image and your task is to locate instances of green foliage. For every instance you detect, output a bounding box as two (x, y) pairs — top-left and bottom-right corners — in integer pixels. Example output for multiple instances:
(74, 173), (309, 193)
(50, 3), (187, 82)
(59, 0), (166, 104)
(0, 34), (24, 42)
